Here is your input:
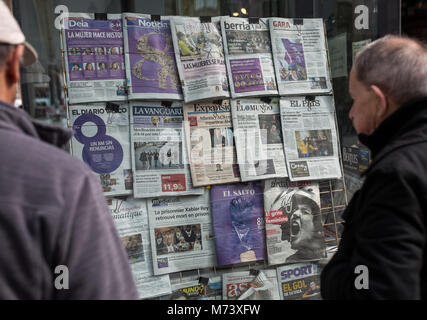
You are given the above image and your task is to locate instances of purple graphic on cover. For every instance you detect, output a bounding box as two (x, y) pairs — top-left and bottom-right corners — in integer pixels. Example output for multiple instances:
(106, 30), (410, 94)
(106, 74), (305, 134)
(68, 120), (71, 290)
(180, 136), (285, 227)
(125, 17), (182, 95)
(73, 114), (123, 174)
(65, 18), (125, 81)
(281, 39), (306, 77)
(210, 181), (265, 266)
(230, 58), (265, 93)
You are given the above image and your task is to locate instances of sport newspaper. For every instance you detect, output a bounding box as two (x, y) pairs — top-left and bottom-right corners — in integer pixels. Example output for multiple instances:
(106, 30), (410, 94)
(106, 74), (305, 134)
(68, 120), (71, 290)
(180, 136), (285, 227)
(108, 197), (172, 299)
(221, 17), (278, 98)
(130, 101), (204, 198)
(183, 100), (241, 187)
(122, 13), (183, 100)
(276, 263), (321, 300)
(147, 191), (217, 275)
(263, 178), (326, 265)
(170, 16), (230, 103)
(269, 18), (332, 95)
(280, 96), (342, 181)
(62, 13), (127, 104)
(231, 98), (288, 181)
(222, 270), (281, 300)
(68, 103), (132, 197)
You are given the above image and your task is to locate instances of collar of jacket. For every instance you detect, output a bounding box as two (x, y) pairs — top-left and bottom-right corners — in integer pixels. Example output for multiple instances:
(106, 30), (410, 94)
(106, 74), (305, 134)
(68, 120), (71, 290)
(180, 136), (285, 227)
(0, 100), (73, 149)
(358, 96), (427, 176)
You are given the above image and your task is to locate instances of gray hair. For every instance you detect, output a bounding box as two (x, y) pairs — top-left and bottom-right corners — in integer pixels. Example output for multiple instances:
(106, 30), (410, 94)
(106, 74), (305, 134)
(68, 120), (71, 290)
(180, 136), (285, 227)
(354, 35), (427, 106)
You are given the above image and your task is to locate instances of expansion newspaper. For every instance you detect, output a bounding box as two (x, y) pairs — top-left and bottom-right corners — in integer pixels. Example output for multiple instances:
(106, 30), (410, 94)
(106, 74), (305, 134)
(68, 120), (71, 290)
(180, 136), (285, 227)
(108, 197), (172, 299)
(264, 178), (326, 265)
(147, 191), (217, 275)
(122, 13), (183, 100)
(280, 96), (342, 181)
(276, 263), (321, 300)
(269, 18), (332, 95)
(221, 17), (278, 98)
(183, 100), (241, 186)
(62, 13), (127, 104)
(130, 101), (204, 198)
(222, 270), (280, 300)
(231, 98), (288, 181)
(170, 16), (230, 103)
(69, 103), (132, 197)
(159, 276), (222, 300)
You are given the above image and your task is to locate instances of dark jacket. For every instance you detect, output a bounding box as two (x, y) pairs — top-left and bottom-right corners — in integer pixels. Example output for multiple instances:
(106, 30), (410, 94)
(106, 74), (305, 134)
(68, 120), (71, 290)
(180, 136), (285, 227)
(0, 102), (138, 299)
(321, 97), (427, 299)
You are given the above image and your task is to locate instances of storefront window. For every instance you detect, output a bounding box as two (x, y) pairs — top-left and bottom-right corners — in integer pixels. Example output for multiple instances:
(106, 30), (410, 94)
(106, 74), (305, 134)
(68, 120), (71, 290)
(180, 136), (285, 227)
(8, 0), (400, 289)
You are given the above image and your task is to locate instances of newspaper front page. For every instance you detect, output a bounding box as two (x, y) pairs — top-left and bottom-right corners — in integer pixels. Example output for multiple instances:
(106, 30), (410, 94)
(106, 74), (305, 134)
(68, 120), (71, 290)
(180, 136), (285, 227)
(159, 276), (222, 300)
(231, 98), (288, 181)
(123, 13), (183, 100)
(62, 13), (127, 104)
(269, 18), (332, 95)
(108, 197), (172, 299)
(183, 100), (241, 186)
(280, 96), (342, 181)
(69, 103), (132, 197)
(130, 101), (204, 198)
(221, 17), (278, 98)
(222, 270), (281, 300)
(264, 178), (326, 265)
(276, 263), (321, 300)
(170, 16), (230, 103)
(147, 191), (217, 275)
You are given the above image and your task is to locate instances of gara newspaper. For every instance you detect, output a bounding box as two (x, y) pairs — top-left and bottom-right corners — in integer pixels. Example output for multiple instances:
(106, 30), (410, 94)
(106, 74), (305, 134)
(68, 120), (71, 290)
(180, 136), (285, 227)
(264, 178), (326, 265)
(69, 103), (132, 197)
(231, 98), (288, 181)
(62, 13), (127, 104)
(170, 16), (230, 102)
(210, 182), (265, 266)
(280, 96), (342, 181)
(183, 100), (241, 186)
(147, 191), (217, 275)
(123, 13), (183, 100)
(269, 18), (332, 95)
(130, 101), (204, 198)
(109, 197), (172, 299)
(221, 17), (278, 98)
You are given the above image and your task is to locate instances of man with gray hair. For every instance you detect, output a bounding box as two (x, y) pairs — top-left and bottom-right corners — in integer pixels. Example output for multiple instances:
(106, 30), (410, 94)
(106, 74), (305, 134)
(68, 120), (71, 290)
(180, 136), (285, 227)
(0, 2), (138, 299)
(321, 35), (427, 299)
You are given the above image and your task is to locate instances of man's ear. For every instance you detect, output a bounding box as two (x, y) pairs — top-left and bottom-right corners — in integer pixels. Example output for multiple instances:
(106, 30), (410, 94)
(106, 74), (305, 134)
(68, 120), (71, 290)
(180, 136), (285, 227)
(370, 84), (389, 118)
(5, 45), (24, 85)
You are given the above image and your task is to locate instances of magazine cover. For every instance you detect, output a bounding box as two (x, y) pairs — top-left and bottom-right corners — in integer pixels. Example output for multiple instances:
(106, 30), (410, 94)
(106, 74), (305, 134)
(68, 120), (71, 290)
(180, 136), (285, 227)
(147, 191), (217, 275)
(231, 98), (288, 181)
(170, 16), (230, 102)
(69, 103), (132, 197)
(183, 100), (241, 186)
(269, 18), (332, 95)
(210, 181), (265, 266)
(122, 13), (183, 100)
(221, 17), (278, 98)
(280, 96), (342, 181)
(130, 101), (204, 198)
(264, 178), (326, 265)
(276, 263), (322, 300)
(159, 276), (222, 300)
(108, 197), (172, 299)
(222, 269), (280, 300)
(62, 13), (127, 104)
